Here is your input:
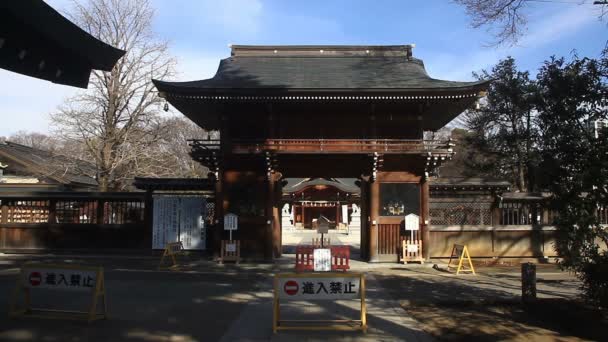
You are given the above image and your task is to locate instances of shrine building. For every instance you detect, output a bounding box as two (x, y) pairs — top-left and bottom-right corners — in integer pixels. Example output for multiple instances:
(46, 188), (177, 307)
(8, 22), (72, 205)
(153, 44), (489, 262)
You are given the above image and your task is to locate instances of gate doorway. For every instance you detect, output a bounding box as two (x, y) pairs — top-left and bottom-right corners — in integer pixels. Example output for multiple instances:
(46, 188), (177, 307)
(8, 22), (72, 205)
(280, 178), (361, 255)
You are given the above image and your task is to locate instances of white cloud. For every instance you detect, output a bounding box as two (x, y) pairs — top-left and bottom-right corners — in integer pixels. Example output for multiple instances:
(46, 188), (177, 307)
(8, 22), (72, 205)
(518, 4), (599, 48)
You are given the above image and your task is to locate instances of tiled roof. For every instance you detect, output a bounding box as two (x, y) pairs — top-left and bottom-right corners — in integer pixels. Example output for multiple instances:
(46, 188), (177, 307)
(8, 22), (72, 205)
(0, 141), (97, 187)
(154, 45), (488, 93)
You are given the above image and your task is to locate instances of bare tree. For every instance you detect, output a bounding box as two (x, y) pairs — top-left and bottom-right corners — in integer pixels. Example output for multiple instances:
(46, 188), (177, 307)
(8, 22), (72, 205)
(8, 131), (59, 151)
(454, 0), (607, 45)
(51, 0), (176, 191)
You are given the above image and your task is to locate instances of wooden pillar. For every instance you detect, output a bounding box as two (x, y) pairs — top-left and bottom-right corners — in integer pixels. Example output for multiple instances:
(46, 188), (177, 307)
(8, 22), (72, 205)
(369, 179), (380, 262)
(1, 200), (8, 249)
(213, 173), (224, 259)
(273, 173), (282, 258)
(336, 202), (340, 227)
(266, 173), (281, 260)
(420, 178), (430, 260)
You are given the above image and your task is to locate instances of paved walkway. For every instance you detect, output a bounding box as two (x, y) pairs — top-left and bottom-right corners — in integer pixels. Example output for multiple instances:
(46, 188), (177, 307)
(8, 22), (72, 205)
(219, 273), (433, 342)
(0, 253), (580, 342)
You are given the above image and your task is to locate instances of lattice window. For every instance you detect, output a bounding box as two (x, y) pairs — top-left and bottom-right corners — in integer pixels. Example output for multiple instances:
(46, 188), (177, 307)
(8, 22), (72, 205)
(205, 201), (215, 226)
(103, 201), (145, 224)
(499, 201), (542, 225)
(56, 200), (98, 224)
(430, 201), (492, 225)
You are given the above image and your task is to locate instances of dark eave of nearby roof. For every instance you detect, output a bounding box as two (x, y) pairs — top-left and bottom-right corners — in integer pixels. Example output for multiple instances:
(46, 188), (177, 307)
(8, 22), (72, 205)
(0, 0), (125, 88)
(133, 177), (214, 191)
(153, 44), (489, 95)
(500, 192), (550, 201)
(283, 178), (360, 194)
(430, 177), (511, 190)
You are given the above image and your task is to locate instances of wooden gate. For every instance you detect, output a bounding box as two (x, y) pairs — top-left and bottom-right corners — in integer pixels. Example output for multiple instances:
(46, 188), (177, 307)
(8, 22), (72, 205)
(378, 224), (401, 261)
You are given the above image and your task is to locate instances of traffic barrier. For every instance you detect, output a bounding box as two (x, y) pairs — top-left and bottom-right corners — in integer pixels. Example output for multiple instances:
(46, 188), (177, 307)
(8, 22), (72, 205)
(447, 244), (476, 275)
(295, 245), (315, 272)
(9, 263), (107, 322)
(402, 238), (423, 264)
(158, 241), (188, 270)
(295, 245), (350, 272)
(331, 245), (350, 272)
(273, 272), (366, 333)
(220, 240), (240, 264)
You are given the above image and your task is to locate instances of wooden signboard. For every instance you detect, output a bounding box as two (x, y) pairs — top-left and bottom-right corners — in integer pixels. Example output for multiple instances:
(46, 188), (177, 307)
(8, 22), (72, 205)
(402, 214), (423, 264)
(10, 263), (107, 322)
(273, 272), (367, 333)
(447, 244), (476, 275)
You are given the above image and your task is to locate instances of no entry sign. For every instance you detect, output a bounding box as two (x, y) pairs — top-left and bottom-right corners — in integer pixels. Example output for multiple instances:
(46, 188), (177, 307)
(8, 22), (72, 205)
(273, 272), (367, 333)
(29, 272), (41, 286)
(283, 280), (299, 295)
(21, 267), (97, 292)
(277, 275), (361, 300)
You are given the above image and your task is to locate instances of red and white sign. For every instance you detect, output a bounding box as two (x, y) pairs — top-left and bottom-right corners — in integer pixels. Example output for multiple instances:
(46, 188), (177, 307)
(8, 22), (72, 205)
(283, 280), (299, 295)
(29, 272), (41, 286)
(278, 276), (361, 300)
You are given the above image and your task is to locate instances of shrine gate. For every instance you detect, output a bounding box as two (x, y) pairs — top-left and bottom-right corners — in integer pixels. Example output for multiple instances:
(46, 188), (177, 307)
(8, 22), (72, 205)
(154, 44), (488, 261)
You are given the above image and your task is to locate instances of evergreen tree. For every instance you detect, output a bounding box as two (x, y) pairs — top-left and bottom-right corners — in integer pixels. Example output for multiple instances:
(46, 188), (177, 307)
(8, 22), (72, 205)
(464, 57), (539, 191)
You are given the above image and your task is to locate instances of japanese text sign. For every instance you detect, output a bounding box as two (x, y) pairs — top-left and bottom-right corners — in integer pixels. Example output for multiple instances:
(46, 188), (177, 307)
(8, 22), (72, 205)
(224, 213), (238, 231)
(313, 248), (331, 272)
(226, 242), (237, 253)
(21, 265), (98, 293)
(405, 213), (420, 231)
(278, 275), (361, 300)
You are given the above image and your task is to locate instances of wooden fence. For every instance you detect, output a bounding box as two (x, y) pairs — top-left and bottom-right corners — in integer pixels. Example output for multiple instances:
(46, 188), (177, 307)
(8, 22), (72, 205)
(0, 192), (149, 251)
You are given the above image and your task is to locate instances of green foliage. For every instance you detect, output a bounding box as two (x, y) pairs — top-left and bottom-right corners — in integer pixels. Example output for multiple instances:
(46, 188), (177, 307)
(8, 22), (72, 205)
(535, 51), (608, 307)
(464, 57), (539, 191)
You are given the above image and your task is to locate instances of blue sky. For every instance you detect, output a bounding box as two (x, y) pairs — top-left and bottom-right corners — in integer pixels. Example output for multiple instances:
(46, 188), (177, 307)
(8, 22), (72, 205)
(0, 0), (606, 136)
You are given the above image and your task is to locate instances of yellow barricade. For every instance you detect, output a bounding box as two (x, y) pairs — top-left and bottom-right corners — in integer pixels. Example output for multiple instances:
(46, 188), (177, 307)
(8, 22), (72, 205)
(447, 244), (476, 275)
(9, 263), (107, 322)
(273, 272), (367, 333)
(158, 241), (188, 270)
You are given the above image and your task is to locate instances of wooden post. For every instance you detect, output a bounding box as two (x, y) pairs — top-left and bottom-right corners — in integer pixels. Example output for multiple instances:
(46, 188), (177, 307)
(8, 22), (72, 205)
(369, 179), (379, 262)
(521, 262), (537, 303)
(420, 178), (430, 260)
(96, 198), (105, 225)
